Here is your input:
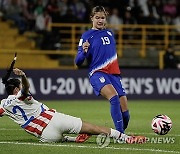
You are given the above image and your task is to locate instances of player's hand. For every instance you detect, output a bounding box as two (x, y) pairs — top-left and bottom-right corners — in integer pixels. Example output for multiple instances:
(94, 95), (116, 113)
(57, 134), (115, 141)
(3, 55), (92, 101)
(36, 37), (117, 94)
(13, 68), (25, 76)
(82, 40), (90, 53)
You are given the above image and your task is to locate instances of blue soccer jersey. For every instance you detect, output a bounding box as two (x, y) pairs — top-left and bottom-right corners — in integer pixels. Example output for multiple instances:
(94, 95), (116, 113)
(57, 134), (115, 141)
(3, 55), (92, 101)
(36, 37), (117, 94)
(75, 29), (121, 76)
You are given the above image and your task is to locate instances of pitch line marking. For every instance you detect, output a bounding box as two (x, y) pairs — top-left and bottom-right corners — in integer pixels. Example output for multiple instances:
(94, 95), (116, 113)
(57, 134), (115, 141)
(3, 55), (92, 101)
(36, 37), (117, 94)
(0, 128), (22, 130)
(0, 141), (179, 154)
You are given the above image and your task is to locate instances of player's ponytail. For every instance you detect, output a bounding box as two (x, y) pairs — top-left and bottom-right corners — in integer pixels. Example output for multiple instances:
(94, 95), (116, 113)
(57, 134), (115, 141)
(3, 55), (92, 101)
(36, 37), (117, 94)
(2, 53), (20, 95)
(2, 53), (17, 84)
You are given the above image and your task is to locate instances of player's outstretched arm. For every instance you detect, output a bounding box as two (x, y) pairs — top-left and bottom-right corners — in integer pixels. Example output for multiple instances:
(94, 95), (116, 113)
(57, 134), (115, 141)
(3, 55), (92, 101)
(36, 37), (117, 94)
(13, 68), (30, 95)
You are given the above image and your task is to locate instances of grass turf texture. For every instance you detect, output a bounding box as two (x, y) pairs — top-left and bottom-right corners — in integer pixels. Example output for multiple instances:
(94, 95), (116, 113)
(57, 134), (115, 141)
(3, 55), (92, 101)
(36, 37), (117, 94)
(0, 100), (179, 154)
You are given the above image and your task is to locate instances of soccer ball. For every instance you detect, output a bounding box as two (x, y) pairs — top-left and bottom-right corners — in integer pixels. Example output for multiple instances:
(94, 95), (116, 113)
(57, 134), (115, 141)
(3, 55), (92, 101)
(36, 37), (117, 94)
(151, 114), (172, 135)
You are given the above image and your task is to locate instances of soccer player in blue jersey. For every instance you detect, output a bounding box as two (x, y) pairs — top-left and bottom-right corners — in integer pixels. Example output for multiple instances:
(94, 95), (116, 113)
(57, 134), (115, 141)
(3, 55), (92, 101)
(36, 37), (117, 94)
(75, 6), (130, 134)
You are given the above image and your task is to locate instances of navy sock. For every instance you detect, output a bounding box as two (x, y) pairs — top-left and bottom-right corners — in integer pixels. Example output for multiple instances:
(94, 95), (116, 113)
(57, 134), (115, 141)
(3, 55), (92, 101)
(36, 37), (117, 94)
(122, 110), (130, 130)
(110, 95), (124, 133)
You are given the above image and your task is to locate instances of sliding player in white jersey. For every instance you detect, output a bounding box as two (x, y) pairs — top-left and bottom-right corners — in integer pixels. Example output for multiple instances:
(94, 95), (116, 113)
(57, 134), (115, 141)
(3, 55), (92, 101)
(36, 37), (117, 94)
(0, 67), (146, 144)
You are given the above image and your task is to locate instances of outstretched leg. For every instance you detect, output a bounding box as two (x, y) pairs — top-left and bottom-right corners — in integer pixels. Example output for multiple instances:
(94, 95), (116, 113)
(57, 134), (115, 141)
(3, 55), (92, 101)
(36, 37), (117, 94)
(80, 121), (128, 141)
(64, 121), (126, 143)
(80, 120), (111, 135)
(79, 121), (146, 144)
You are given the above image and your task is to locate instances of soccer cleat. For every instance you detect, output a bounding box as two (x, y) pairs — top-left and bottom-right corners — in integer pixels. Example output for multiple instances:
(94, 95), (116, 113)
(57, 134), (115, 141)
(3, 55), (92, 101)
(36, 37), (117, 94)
(126, 135), (147, 144)
(75, 134), (92, 143)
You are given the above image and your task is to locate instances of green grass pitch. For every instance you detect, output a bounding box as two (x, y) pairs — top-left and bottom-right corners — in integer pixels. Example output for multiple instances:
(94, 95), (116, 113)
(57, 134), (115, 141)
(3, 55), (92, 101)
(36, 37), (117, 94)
(0, 100), (180, 154)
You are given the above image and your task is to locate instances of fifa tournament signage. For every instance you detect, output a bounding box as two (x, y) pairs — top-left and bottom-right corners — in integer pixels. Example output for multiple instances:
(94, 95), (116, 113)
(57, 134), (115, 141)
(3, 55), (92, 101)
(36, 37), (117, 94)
(0, 69), (179, 100)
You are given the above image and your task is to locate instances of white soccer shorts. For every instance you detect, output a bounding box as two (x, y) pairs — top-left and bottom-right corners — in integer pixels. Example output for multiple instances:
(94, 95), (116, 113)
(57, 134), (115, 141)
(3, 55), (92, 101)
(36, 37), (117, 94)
(40, 112), (82, 142)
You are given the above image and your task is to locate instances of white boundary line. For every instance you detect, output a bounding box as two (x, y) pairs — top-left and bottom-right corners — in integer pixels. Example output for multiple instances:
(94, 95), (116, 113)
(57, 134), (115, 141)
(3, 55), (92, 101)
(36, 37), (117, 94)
(0, 141), (179, 154)
(0, 128), (22, 130)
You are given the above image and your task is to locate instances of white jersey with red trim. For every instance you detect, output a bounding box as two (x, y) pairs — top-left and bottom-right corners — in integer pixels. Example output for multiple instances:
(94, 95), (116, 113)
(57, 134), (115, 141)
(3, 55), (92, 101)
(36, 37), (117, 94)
(0, 91), (55, 137)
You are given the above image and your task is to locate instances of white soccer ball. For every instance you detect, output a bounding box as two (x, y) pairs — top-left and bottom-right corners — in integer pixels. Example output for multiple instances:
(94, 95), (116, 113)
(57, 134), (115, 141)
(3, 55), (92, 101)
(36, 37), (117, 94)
(151, 114), (172, 135)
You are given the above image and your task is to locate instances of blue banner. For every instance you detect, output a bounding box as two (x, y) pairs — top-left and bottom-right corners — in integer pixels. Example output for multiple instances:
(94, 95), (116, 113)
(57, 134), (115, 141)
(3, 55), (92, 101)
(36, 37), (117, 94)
(0, 69), (179, 100)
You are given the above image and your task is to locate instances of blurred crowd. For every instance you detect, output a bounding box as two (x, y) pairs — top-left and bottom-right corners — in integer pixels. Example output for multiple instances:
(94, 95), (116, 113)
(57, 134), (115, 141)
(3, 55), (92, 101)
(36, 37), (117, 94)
(0, 0), (180, 34)
(0, 0), (179, 69)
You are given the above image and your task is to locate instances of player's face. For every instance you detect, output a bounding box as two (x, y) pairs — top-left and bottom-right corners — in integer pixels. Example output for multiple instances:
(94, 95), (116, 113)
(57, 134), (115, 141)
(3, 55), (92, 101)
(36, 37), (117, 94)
(13, 83), (22, 95)
(19, 83), (22, 90)
(91, 12), (106, 30)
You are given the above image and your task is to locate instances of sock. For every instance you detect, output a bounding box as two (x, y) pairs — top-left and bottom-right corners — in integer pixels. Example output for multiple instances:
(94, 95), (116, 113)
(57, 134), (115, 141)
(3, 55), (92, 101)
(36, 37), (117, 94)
(110, 95), (124, 133)
(122, 110), (130, 130)
(63, 136), (76, 142)
(110, 128), (129, 141)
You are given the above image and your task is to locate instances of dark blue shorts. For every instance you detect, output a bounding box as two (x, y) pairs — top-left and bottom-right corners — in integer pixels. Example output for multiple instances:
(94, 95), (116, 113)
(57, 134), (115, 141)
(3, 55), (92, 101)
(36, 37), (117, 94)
(89, 72), (126, 96)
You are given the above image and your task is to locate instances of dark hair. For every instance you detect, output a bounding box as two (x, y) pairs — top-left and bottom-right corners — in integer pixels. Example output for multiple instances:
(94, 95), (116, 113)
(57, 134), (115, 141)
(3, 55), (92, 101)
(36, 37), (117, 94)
(90, 6), (108, 18)
(4, 79), (21, 95)
(1, 53), (19, 95)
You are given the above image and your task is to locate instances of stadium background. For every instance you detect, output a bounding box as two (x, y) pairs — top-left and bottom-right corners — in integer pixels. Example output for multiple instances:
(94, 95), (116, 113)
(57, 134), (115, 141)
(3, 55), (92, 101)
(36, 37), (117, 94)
(0, 0), (179, 100)
(0, 0), (180, 154)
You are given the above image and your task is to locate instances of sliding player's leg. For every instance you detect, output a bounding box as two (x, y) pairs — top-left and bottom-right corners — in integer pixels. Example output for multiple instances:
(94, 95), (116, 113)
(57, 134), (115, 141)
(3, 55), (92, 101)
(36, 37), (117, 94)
(40, 112), (146, 144)
(79, 121), (146, 144)
(65, 121), (124, 143)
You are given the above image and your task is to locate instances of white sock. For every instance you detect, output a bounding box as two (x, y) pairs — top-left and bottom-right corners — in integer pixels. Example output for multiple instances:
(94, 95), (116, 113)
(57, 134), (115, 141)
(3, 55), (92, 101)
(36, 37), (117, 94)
(110, 128), (129, 141)
(63, 136), (76, 142)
